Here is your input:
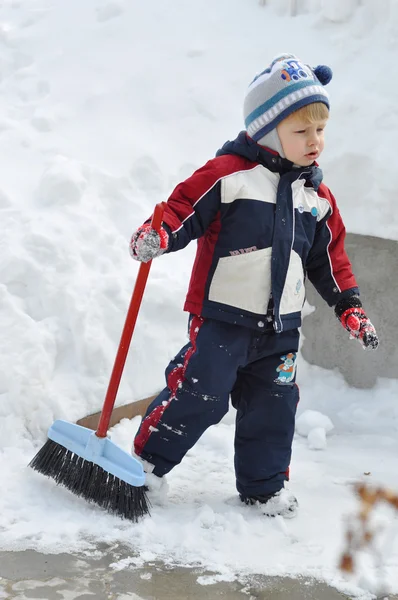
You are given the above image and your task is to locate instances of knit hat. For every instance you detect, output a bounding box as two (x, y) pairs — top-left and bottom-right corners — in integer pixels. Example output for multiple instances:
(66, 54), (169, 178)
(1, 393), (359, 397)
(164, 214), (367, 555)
(244, 54), (332, 156)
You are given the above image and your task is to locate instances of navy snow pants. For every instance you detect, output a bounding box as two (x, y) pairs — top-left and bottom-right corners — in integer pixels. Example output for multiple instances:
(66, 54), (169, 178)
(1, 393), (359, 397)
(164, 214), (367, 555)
(134, 316), (300, 497)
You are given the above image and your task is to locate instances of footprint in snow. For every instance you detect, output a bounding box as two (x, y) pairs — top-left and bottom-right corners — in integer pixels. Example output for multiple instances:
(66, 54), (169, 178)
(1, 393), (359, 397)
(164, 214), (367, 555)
(186, 49), (204, 59)
(12, 51), (34, 72)
(130, 156), (165, 194)
(0, 189), (11, 208)
(96, 2), (124, 23)
(35, 159), (87, 206)
(37, 80), (51, 97)
(31, 116), (53, 133)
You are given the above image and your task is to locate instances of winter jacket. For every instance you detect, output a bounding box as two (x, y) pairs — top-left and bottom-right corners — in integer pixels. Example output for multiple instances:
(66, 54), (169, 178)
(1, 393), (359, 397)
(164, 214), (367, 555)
(160, 131), (359, 333)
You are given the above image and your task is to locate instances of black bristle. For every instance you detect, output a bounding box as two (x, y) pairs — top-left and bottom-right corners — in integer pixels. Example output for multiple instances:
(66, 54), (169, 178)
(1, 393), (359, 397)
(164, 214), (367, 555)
(29, 439), (150, 521)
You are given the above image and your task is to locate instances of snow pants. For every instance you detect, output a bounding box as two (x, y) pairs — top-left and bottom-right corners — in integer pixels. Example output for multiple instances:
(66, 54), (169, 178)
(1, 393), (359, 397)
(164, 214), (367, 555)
(134, 316), (300, 497)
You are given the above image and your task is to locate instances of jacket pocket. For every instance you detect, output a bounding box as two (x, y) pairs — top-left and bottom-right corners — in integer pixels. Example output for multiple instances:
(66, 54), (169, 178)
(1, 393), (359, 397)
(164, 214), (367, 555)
(279, 250), (305, 316)
(208, 248), (272, 314)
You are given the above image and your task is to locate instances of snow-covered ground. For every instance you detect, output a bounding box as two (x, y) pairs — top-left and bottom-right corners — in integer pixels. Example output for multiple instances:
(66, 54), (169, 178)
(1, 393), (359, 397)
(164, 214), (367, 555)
(1, 0), (397, 597)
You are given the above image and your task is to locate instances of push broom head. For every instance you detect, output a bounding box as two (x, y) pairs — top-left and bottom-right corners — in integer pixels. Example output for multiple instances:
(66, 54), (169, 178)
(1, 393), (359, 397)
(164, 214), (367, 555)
(29, 420), (150, 521)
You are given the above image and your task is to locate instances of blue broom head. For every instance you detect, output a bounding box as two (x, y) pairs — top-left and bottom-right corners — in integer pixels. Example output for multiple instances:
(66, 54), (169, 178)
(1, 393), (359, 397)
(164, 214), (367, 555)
(47, 419), (146, 487)
(29, 419), (150, 521)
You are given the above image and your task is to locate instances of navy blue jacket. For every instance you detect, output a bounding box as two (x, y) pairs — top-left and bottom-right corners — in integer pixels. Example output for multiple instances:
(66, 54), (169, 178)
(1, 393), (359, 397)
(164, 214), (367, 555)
(158, 132), (358, 332)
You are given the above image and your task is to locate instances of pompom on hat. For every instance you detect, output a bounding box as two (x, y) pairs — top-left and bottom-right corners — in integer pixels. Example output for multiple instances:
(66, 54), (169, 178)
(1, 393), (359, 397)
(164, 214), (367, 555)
(244, 54), (332, 156)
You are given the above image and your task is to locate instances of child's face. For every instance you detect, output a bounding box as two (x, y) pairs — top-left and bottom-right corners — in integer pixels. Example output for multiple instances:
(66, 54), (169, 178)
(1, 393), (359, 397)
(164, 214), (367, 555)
(276, 114), (327, 166)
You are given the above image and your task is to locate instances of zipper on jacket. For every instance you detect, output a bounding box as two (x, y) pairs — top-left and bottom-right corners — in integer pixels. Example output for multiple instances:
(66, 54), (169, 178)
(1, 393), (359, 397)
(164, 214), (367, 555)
(273, 316), (283, 333)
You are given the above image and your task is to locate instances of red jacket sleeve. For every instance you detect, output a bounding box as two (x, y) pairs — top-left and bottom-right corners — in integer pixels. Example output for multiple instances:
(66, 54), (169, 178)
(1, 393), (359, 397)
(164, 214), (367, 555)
(306, 184), (359, 306)
(155, 154), (254, 252)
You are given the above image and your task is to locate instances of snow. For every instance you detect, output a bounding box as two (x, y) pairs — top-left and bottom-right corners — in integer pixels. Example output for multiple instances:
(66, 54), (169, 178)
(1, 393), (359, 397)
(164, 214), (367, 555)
(296, 409), (334, 437)
(296, 407), (334, 451)
(307, 427), (327, 450)
(0, 0), (398, 597)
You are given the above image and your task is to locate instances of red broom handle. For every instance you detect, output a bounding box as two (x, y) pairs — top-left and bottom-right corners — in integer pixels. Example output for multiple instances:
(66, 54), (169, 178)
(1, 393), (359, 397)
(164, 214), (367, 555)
(96, 202), (165, 438)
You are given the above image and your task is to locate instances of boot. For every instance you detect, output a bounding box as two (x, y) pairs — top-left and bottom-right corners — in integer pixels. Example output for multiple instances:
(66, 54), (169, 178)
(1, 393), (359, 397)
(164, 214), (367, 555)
(240, 488), (298, 518)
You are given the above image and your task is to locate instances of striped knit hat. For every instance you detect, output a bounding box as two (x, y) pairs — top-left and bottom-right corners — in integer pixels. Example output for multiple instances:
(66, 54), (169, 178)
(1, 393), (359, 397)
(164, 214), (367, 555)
(244, 54), (332, 156)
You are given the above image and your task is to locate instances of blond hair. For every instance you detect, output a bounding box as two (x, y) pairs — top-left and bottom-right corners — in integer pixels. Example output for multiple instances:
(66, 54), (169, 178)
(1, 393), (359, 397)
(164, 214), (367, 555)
(285, 102), (329, 124)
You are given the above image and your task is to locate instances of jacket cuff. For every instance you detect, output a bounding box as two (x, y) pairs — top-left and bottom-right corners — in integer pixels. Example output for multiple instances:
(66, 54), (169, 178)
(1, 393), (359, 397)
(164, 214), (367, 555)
(334, 294), (362, 319)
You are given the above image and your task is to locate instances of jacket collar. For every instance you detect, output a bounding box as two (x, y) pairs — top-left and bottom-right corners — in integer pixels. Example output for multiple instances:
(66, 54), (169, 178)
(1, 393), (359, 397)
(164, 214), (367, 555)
(217, 131), (323, 190)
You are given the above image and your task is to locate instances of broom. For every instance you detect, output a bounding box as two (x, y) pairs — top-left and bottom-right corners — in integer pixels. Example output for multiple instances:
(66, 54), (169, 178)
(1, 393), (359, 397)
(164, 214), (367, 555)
(29, 202), (165, 521)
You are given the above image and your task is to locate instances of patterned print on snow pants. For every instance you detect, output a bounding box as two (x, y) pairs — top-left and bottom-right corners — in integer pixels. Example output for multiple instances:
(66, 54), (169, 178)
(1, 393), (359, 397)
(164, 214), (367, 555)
(134, 316), (300, 497)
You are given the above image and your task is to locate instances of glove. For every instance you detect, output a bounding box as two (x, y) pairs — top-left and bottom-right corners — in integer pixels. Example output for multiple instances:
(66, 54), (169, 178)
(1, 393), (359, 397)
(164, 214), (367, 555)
(334, 296), (379, 350)
(129, 223), (169, 263)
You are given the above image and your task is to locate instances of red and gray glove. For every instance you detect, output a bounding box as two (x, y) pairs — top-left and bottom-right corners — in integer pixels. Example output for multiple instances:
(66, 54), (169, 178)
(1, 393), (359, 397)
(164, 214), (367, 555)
(129, 223), (169, 263)
(335, 296), (379, 350)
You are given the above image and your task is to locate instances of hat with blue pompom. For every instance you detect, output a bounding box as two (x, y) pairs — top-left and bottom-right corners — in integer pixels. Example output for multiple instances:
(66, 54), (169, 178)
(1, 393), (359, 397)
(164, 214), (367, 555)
(244, 54), (332, 156)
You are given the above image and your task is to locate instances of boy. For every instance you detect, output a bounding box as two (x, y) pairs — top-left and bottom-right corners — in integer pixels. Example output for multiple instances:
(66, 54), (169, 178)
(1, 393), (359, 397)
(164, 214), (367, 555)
(129, 54), (379, 517)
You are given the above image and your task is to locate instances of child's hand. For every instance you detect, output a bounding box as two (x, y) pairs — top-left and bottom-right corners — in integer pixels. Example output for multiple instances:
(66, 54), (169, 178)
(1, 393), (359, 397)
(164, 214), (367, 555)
(335, 296), (379, 350)
(129, 223), (169, 263)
